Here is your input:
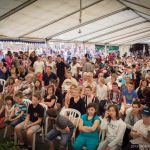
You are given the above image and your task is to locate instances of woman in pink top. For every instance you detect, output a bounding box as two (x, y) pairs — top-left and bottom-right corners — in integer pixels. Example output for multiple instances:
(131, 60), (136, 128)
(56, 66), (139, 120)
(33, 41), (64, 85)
(5, 51), (13, 69)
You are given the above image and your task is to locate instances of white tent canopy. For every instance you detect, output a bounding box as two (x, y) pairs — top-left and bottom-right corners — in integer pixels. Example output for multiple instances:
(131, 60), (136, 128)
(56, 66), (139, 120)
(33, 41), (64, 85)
(0, 0), (150, 45)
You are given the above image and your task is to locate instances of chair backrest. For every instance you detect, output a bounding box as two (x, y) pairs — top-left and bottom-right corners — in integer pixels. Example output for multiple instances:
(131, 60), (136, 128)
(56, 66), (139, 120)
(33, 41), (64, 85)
(23, 99), (32, 115)
(61, 108), (81, 129)
(23, 99), (32, 107)
(99, 129), (106, 141)
(0, 79), (6, 93)
(39, 103), (48, 117)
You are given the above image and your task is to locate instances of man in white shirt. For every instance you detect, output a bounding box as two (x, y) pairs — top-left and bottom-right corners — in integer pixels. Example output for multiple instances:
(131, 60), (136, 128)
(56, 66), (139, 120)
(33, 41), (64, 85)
(46, 56), (56, 73)
(33, 55), (45, 74)
(70, 57), (80, 79)
(127, 108), (150, 150)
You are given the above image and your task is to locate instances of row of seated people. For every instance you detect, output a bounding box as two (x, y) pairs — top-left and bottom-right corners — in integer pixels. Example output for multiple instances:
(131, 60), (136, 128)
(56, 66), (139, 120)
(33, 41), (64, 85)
(1, 69), (150, 116)
(0, 89), (149, 150)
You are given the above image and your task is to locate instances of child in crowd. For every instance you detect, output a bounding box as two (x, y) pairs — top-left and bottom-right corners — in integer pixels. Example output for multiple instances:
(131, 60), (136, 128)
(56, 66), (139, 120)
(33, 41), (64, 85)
(6, 91), (27, 130)
(15, 94), (44, 149)
(0, 96), (14, 128)
(3, 96), (15, 123)
(73, 103), (100, 150)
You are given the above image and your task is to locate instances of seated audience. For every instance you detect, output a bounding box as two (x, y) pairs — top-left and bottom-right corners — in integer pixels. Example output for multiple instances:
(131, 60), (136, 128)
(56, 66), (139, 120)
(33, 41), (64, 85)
(6, 91), (27, 133)
(42, 66), (57, 87)
(42, 84), (57, 109)
(18, 74), (33, 100)
(122, 82), (137, 110)
(3, 96), (15, 123)
(125, 101), (142, 130)
(107, 74), (117, 91)
(33, 79), (45, 97)
(64, 85), (77, 108)
(126, 108), (150, 149)
(68, 87), (85, 115)
(15, 94), (44, 149)
(73, 103), (100, 150)
(136, 79), (148, 102)
(82, 86), (99, 108)
(98, 104), (126, 150)
(108, 82), (122, 109)
(46, 108), (74, 150)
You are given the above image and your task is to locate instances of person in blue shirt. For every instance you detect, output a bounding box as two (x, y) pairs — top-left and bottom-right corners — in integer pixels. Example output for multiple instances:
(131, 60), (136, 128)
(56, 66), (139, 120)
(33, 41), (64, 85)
(122, 82), (137, 110)
(73, 103), (100, 150)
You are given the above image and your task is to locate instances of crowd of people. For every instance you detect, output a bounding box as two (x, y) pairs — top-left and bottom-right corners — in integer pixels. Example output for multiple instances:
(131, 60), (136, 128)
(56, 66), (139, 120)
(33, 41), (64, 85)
(0, 50), (150, 150)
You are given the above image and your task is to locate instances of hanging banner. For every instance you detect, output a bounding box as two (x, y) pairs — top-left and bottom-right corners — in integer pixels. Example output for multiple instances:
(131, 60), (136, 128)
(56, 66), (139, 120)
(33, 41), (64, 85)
(95, 45), (105, 52)
(95, 45), (119, 53)
(106, 45), (119, 53)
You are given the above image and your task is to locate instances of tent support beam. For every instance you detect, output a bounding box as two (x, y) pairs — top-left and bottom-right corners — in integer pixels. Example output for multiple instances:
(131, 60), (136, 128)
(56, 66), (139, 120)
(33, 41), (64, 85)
(19, 0), (104, 37)
(121, 0), (150, 10)
(133, 10), (150, 17)
(88, 21), (147, 41)
(118, 35), (150, 44)
(105, 29), (150, 43)
(46, 7), (127, 40)
(117, 0), (150, 21)
(71, 16), (140, 41)
(0, 0), (37, 21)
(100, 27), (150, 42)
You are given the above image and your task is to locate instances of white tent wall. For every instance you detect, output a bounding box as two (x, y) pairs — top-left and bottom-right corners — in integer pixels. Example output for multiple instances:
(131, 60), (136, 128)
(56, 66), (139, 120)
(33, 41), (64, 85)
(119, 45), (131, 57)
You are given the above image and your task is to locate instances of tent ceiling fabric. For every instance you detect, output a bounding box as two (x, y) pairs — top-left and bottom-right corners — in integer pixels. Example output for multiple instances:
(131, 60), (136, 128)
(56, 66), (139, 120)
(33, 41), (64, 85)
(0, 0), (149, 44)
(0, 0), (28, 17)
(119, 0), (150, 16)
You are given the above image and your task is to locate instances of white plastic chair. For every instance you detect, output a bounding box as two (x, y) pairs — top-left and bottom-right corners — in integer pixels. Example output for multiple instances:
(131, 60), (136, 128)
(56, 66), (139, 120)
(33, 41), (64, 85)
(99, 129), (106, 142)
(0, 79), (6, 93)
(23, 99), (32, 107)
(45, 108), (81, 148)
(32, 103), (48, 150)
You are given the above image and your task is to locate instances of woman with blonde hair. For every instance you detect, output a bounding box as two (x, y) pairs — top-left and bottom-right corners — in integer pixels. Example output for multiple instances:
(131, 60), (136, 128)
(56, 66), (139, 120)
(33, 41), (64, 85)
(64, 84), (78, 108)
(68, 87), (85, 115)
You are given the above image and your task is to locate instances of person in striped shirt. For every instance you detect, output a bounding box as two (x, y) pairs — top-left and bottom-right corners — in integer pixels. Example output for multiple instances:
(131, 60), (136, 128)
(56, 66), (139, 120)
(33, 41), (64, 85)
(7, 91), (27, 129)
